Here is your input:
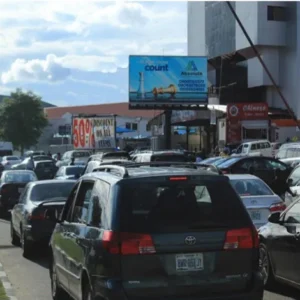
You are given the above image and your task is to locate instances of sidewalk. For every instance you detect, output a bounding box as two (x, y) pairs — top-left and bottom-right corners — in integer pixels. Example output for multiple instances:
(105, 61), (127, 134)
(0, 263), (17, 300)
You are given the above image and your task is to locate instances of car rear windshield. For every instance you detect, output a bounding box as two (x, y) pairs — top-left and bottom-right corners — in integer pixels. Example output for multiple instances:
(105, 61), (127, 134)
(30, 182), (75, 202)
(7, 156), (19, 161)
(119, 180), (250, 233)
(151, 154), (186, 162)
(34, 155), (50, 161)
(230, 179), (273, 196)
(217, 157), (242, 168)
(4, 172), (37, 183)
(102, 152), (130, 160)
(73, 151), (90, 158)
(66, 166), (84, 175)
(36, 162), (55, 169)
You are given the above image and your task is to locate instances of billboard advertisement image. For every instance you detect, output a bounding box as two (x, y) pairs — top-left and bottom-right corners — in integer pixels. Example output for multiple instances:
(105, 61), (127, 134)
(73, 116), (116, 150)
(129, 56), (207, 109)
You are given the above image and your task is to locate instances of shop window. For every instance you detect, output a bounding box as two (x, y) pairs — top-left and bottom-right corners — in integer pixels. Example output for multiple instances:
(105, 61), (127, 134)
(125, 123), (131, 129)
(146, 123), (151, 131)
(243, 128), (267, 140)
(132, 123), (138, 130)
(267, 6), (286, 21)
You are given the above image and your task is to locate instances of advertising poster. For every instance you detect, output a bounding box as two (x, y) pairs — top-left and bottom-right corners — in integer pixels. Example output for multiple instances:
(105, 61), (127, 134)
(129, 56), (207, 108)
(73, 116), (116, 150)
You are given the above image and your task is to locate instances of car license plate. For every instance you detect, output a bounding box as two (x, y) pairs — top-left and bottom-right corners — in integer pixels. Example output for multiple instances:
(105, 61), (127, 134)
(250, 210), (261, 221)
(176, 253), (203, 271)
(18, 188), (24, 193)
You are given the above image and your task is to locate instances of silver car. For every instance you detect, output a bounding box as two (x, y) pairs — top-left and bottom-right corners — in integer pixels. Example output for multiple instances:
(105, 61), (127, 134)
(227, 174), (286, 229)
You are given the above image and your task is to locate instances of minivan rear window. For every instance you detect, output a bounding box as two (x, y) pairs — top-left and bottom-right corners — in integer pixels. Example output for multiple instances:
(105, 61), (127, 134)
(151, 155), (186, 162)
(120, 180), (249, 233)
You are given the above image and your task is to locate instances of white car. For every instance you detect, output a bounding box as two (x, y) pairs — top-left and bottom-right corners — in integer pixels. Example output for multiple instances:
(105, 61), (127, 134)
(231, 140), (272, 157)
(2, 156), (21, 170)
(285, 165), (300, 205)
(227, 174), (286, 229)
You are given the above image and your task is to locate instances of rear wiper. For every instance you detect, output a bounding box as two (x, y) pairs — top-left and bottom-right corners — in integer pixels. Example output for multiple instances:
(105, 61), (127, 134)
(188, 222), (229, 229)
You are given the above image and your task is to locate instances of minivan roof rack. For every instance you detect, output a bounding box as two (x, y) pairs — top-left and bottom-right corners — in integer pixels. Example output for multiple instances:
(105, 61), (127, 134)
(120, 162), (198, 169)
(93, 165), (129, 178)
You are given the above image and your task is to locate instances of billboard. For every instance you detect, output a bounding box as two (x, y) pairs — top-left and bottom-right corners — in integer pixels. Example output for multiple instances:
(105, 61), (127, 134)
(73, 116), (116, 150)
(129, 56), (207, 109)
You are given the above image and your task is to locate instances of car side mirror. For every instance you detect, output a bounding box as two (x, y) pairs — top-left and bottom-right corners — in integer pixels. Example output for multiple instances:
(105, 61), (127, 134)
(268, 212), (281, 224)
(287, 178), (293, 186)
(232, 149), (237, 154)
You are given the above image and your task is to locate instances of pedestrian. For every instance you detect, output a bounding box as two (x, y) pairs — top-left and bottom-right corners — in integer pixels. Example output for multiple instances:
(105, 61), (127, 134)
(57, 152), (61, 161)
(69, 157), (75, 166)
(27, 155), (35, 170)
(47, 150), (51, 157)
(271, 169), (297, 200)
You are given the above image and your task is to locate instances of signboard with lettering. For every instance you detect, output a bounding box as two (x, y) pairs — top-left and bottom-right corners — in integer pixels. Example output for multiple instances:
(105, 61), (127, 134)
(227, 102), (268, 120)
(129, 55), (208, 109)
(72, 116), (116, 150)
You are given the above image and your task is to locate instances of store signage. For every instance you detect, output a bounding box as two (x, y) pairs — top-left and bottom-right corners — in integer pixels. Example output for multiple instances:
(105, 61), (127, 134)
(128, 55), (208, 109)
(226, 119), (242, 144)
(227, 102), (268, 120)
(73, 116), (116, 149)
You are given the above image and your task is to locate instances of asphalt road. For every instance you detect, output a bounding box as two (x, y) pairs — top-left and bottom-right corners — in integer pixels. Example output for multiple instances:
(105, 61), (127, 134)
(0, 218), (298, 300)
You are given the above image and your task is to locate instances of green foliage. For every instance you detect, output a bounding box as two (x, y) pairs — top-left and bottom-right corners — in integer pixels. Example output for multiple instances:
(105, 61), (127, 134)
(0, 88), (48, 153)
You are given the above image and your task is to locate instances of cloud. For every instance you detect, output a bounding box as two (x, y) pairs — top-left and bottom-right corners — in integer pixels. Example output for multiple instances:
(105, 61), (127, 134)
(1, 54), (71, 84)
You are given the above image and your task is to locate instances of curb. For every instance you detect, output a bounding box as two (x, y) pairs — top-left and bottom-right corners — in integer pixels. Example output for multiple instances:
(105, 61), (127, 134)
(0, 263), (18, 300)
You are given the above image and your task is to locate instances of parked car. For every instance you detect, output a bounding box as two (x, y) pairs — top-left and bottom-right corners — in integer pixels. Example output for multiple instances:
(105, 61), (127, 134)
(2, 156), (21, 170)
(0, 170), (37, 214)
(54, 166), (85, 180)
(217, 156), (292, 189)
(57, 150), (91, 167)
(258, 198), (300, 289)
(284, 165), (300, 204)
(34, 160), (58, 180)
(228, 174), (286, 228)
(10, 180), (76, 257)
(133, 150), (189, 163)
(49, 163), (263, 300)
(232, 140), (272, 157)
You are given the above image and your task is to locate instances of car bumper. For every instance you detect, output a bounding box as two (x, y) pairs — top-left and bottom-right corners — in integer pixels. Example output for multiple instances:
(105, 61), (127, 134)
(23, 224), (54, 244)
(92, 272), (264, 300)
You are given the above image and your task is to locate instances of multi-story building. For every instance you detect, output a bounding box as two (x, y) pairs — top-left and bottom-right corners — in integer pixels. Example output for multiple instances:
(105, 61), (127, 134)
(188, 1), (300, 143)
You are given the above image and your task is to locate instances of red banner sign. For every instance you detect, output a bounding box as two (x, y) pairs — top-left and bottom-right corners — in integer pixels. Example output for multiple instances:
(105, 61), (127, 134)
(226, 119), (242, 144)
(227, 102), (268, 120)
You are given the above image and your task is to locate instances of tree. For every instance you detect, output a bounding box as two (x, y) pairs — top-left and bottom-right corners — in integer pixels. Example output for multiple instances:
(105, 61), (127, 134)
(0, 89), (48, 154)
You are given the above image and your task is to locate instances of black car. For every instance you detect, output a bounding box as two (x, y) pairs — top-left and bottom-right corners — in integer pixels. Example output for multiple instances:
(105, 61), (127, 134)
(34, 160), (58, 180)
(258, 198), (300, 289)
(217, 156), (292, 189)
(10, 180), (76, 258)
(54, 166), (85, 180)
(0, 170), (37, 215)
(49, 163), (263, 300)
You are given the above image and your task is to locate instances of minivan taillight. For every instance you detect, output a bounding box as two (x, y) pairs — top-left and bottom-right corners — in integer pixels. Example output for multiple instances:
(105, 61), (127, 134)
(270, 202), (286, 213)
(102, 231), (156, 255)
(224, 227), (258, 250)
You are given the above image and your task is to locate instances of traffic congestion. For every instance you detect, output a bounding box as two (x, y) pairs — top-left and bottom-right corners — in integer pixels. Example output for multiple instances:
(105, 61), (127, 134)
(0, 141), (299, 300)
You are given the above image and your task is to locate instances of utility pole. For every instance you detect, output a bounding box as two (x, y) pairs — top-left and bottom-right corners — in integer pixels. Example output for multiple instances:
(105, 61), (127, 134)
(226, 1), (300, 129)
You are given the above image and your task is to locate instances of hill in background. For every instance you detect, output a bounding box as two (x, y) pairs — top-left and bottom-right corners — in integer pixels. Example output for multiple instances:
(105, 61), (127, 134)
(0, 94), (56, 108)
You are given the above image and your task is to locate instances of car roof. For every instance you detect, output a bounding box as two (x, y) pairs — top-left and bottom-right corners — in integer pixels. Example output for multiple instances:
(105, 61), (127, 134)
(82, 166), (224, 183)
(3, 170), (34, 174)
(225, 174), (260, 180)
(30, 179), (76, 186)
(35, 160), (54, 163)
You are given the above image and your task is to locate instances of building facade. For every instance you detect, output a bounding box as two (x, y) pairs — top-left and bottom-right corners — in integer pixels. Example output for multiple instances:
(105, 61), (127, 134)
(188, 1), (300, 143)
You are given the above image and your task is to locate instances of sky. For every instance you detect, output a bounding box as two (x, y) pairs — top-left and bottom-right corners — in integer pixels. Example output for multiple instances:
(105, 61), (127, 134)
(0, 1), (187, 107)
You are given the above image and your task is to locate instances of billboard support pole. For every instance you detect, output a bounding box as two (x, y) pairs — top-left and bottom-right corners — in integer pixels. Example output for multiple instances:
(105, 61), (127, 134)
(71, 114), (74, 150)
(114, 114), (117, 150)
(164, 110), (172, 150)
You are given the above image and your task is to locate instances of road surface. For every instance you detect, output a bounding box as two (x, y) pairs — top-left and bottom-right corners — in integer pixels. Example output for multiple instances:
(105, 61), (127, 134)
(0, 218), (297, 300)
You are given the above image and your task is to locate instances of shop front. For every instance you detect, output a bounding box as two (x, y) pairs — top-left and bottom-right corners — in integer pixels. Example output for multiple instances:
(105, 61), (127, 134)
(226, 102), (269, 144)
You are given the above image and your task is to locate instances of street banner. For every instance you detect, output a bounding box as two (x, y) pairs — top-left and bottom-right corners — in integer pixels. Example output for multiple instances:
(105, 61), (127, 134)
(129, 55), (207, 109)
(73, 116), (116, 149)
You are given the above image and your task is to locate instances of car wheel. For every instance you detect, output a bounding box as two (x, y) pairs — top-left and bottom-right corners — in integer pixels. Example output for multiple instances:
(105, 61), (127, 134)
(20, 228), (33, 258)
(10, 221), (20, 246)
(259, 243), (275, 288)
(83, 281), (94, 300)
(50, 259), (66, 300)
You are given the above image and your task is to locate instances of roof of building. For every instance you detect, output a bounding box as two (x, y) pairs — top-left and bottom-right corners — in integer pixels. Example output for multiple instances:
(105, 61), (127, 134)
(44, 102), (161, 119)
(0, 94), (56, 108)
